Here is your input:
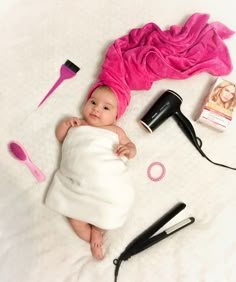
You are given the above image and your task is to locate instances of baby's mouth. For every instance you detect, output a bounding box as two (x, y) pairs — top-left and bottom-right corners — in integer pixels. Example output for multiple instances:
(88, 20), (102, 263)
(90, 113), (99, 119)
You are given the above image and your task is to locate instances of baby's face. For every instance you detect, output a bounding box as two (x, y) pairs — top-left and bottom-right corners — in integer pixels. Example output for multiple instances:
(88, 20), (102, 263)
(83, 87), (118, 126)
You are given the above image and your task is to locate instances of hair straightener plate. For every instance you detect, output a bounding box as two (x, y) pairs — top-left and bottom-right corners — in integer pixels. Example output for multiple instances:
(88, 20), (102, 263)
(113, 202), (195, 282)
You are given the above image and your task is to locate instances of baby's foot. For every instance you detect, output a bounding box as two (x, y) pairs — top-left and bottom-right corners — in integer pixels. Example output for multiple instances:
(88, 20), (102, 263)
(90, 226), (104, 260)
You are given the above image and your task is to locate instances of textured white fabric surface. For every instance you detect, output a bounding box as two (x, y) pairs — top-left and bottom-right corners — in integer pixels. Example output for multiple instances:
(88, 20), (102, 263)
(45, 126), (134, 230)
(0, 1), (236, 282)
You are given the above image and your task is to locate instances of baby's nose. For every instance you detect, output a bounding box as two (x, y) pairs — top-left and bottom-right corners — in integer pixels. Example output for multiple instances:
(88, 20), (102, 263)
(93, 105), (100, 112)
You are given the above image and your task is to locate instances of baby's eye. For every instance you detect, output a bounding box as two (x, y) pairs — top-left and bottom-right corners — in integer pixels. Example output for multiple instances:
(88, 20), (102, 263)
(104, 106), (110, 110)
(91, 100), (96, 105)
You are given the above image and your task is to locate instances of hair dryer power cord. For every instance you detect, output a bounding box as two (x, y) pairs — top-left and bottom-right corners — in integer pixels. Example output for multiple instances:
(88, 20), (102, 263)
(195, 137), (236, 170)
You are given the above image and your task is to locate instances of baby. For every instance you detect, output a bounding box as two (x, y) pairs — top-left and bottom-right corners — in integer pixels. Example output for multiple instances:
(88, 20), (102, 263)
(45, 86), (136, 260)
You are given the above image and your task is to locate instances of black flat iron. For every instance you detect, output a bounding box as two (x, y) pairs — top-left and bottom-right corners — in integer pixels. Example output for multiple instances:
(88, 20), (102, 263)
(113, 203), (195, 282)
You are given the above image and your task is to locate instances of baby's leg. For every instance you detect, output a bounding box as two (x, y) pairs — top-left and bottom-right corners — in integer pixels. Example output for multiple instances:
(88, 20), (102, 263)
(68, 218), (91, 242)
(90, 226), (104, 260)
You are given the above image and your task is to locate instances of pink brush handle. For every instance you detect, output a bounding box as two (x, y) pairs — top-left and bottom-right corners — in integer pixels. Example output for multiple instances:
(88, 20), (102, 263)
(38, 76), (64, 107)
(25, 158), (45, 182)
(38, 65), (76, 107)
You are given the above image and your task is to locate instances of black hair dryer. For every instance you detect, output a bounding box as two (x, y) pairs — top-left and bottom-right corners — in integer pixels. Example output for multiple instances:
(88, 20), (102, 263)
(140, 89), (236, 170)
(140, 90), (202, 152)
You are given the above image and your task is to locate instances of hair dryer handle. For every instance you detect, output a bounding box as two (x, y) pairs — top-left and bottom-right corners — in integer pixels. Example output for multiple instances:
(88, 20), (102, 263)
(173, 111), (200, 149)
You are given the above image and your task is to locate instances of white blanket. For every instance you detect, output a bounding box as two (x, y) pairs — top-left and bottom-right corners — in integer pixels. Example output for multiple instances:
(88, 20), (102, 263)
(1, 1), (236, 282)
(45, 126), (134, 229)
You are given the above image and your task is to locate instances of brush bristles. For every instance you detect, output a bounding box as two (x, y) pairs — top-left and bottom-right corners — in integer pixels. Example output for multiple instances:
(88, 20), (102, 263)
(64, 60), (80, 73)
(8, 142), (26, 161)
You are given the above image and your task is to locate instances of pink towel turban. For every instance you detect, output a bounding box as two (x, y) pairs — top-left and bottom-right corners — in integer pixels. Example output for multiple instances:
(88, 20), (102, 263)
(87, 13), (234, 119)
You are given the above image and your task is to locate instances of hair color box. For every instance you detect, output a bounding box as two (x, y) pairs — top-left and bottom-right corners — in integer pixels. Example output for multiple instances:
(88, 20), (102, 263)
(197, 78), (236, 131)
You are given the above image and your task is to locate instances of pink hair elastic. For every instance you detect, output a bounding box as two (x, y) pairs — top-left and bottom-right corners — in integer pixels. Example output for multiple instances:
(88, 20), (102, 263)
(147, 162), (166, 182)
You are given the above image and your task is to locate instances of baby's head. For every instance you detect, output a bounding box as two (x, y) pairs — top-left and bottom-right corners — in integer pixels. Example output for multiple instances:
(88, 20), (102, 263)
(88, 80), (131, 120)
(83, 86), (118, 126)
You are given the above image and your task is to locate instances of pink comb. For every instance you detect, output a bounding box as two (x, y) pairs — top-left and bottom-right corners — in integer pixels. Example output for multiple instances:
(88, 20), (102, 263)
(8, 141), (45, 182)
(38, 60), (80, 107)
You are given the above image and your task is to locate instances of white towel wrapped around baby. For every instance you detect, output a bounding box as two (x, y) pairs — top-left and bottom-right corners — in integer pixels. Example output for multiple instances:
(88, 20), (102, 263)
(45, 126), (134, 230)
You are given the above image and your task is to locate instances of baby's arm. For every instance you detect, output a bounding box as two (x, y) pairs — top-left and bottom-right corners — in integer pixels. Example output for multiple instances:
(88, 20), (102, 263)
(56, 117), (83, 143)
(115, 127), (136, 159)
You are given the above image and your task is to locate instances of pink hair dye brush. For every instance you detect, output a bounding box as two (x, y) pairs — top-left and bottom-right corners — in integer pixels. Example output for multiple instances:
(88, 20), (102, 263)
(38, 60), (80, 107)
(8, 141), (45, 182)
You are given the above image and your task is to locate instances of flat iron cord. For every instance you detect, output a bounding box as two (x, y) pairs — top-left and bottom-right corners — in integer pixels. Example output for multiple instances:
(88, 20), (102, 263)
(113, 258), (123, 282)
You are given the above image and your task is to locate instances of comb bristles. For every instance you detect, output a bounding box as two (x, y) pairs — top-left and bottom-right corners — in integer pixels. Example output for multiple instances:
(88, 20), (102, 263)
(64, 60), (80, 73)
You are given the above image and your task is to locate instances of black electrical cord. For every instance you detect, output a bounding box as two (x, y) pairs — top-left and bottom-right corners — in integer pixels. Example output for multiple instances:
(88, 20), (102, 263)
(195, 136), (236, 170)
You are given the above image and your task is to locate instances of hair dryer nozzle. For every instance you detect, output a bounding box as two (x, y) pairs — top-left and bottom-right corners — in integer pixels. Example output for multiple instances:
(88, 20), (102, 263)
(140, 89), (203, 153)
(140, 90), (182, 132)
